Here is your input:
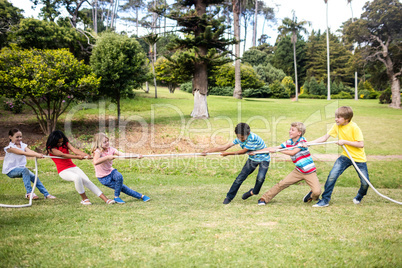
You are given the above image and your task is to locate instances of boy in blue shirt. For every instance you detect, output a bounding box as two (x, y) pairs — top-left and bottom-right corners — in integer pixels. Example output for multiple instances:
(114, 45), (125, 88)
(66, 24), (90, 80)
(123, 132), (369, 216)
(203, 123), (270, 204)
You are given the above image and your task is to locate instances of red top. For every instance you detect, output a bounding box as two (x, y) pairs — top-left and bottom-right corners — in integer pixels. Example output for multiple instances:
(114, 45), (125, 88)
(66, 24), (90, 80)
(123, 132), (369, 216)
(50, 143), (76, 173)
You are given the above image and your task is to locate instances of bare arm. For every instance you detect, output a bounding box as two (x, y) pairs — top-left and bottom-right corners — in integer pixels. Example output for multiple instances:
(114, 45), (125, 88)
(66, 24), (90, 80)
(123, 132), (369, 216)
(221, 148), (249, 157)
(308, 134), (331, 144)
(92, 150), (115, 166)
(49, 147), (86, 160)
(203, 143), (235, 154)
(6, 147), (43, 158)
(278, 147), (301, 156)
(337, 140), (364, 148)
(67, 143), (91, 159)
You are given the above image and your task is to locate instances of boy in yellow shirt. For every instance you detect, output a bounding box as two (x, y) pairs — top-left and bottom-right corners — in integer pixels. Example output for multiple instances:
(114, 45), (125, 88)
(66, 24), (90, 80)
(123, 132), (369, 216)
(308, 106), (370, 207)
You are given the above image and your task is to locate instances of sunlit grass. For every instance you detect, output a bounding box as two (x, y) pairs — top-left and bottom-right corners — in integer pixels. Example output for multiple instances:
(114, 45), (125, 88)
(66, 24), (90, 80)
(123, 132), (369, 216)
(0, 158), (401, 267)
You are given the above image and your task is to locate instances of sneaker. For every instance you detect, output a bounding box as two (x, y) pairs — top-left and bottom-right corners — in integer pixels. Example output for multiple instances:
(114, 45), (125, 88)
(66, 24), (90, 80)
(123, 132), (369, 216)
(44, 194), (56, 199)
(142, 195), (151, 202)
(353, 194), (363, 204)
(242, 188), (254, 200)
(312, 199), (329, 208)
(223, 197), (231, 204)
(303, 191), (313, 203)
(25, 193), (39, 200)
(258, 198), (266, 206)
(114, 197), (125, 204)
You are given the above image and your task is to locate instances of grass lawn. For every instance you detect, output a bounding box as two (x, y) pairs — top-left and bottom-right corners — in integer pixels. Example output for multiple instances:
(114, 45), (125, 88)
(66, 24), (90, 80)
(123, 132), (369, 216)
(0, 157), (401, 267)
(1, 88), (401, 267)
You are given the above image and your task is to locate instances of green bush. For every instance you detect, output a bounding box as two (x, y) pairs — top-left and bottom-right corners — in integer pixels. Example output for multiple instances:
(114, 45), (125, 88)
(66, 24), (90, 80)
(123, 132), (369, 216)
(180, 81), (193, 93)
(215, 63), (264, 89)
(243, 85), (272, 98)
(3, 98), (23, 114)
(208, 86), (233, 96)
(359, 90), (371, 99)
(331, 91), (353, 99)
(379, 88), (392, 104)
(270, 80), (289, 98)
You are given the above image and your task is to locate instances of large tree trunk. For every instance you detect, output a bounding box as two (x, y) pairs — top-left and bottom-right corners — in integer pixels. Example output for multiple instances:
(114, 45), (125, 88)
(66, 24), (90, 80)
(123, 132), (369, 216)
(191, 0), (209, 118)
(192, 59), (209, 118)
(389, 73), (401, 108)
(191, 89), (209, 118)
(233, 0), (242, 99)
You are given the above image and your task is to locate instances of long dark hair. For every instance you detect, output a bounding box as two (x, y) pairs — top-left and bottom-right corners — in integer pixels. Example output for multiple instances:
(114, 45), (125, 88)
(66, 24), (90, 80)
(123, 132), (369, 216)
(46, 130), (69, 153)
(8, 128), (21, 141)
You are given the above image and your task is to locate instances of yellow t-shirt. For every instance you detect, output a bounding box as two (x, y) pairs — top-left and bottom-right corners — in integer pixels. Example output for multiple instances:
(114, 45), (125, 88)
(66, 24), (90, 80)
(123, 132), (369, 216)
(327, 121), (367, 162)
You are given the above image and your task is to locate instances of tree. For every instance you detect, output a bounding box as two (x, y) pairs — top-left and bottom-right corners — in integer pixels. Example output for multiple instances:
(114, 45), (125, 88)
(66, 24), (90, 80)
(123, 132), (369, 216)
(159, 0), (237, 118)
(344, 0), (402, 108)
(347, 0), (359, 100)
(242, 49), (268, 66)
(0, 48), (99, 135)
(278, 12), (309, 101)
(90, 32), (150, 121)
(10, 18), (92, 62)
(215, 63), (264, 89)
(233, 0), (242, 99)
(0, 0), (23, 49)
(306, 31), (353, 86)
(154, 52), (193, 93)
(271, 35), (307, 93)
(324, 0), (331, 100)
(120, 0), (146, 36)
(254, 63), (286, 85)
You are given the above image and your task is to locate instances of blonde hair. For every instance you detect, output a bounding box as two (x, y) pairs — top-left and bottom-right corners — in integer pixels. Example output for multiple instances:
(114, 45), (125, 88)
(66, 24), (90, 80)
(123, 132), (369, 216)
(291, 122), (306, 136)
(92, 132), (109, 154)
(335, 106), (353, 122)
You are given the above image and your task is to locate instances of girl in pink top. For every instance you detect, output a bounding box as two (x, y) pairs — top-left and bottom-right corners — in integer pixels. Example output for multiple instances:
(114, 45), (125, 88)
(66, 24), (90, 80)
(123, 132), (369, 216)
(46, 130), (115, 205)
(92, 133), (150, 204)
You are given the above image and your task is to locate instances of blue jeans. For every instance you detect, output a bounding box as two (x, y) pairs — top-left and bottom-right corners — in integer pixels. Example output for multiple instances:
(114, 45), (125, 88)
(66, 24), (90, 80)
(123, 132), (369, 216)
(321, 155), (370, 203)
(98, 169), (142, 199)
(226, 159), (270, 200)
(7, 167), (50, 197)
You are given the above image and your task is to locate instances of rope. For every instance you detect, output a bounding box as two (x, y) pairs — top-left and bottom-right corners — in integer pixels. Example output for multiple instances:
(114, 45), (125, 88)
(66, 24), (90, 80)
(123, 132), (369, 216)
(0, 157), (38, 208)
(115, 152), (222, 158)
(1, 142), (400, 207)
(342, 145), (402, 205)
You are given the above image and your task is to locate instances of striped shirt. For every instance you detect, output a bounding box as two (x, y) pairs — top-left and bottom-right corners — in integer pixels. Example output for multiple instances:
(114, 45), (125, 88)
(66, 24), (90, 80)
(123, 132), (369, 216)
(280, 136), (316, 174)
(233, 132), (270, 162)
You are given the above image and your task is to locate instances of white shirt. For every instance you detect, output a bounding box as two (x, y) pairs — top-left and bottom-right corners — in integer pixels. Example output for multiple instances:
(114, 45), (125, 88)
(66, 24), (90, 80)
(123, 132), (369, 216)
(2, 142), (28, 174)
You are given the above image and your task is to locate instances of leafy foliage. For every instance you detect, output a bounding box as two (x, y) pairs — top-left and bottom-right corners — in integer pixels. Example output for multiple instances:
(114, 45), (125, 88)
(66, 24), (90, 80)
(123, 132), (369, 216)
(242, 49), (268, 66)
(0, 0), (23, 49)
(254, 64), (286, 85)
(10, 18), (92, 62)
(215, 63), (264, 89)
(90, 32), (150, 119)
(0, 47), (99, 134)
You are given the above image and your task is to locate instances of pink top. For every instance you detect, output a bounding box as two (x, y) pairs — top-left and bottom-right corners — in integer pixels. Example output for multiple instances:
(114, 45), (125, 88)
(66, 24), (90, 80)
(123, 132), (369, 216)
(94, 147), (117, 178)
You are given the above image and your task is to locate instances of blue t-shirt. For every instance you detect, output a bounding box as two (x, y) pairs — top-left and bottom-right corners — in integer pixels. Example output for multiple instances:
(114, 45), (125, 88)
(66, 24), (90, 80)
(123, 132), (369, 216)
(233, 132), (270, 162)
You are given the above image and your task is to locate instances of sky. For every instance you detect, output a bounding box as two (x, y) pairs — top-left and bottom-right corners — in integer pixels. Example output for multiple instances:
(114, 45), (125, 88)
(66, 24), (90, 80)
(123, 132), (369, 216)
(9, 0), (371, 51)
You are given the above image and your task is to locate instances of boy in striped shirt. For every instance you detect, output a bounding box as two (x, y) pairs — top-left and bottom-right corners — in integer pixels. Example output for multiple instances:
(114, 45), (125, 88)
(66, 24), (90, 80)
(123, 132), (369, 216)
(250, 122), (321, 205)
(203, 123), (270, 204)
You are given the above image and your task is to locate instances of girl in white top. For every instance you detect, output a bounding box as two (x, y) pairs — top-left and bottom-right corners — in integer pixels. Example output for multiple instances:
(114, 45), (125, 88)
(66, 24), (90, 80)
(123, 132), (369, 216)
(92, 133), (150, 204)
(2, 129), (56, 200)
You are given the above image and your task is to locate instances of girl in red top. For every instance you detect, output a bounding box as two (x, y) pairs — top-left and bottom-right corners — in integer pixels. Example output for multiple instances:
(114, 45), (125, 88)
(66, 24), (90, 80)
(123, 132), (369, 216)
(46, 130), (115, 205)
